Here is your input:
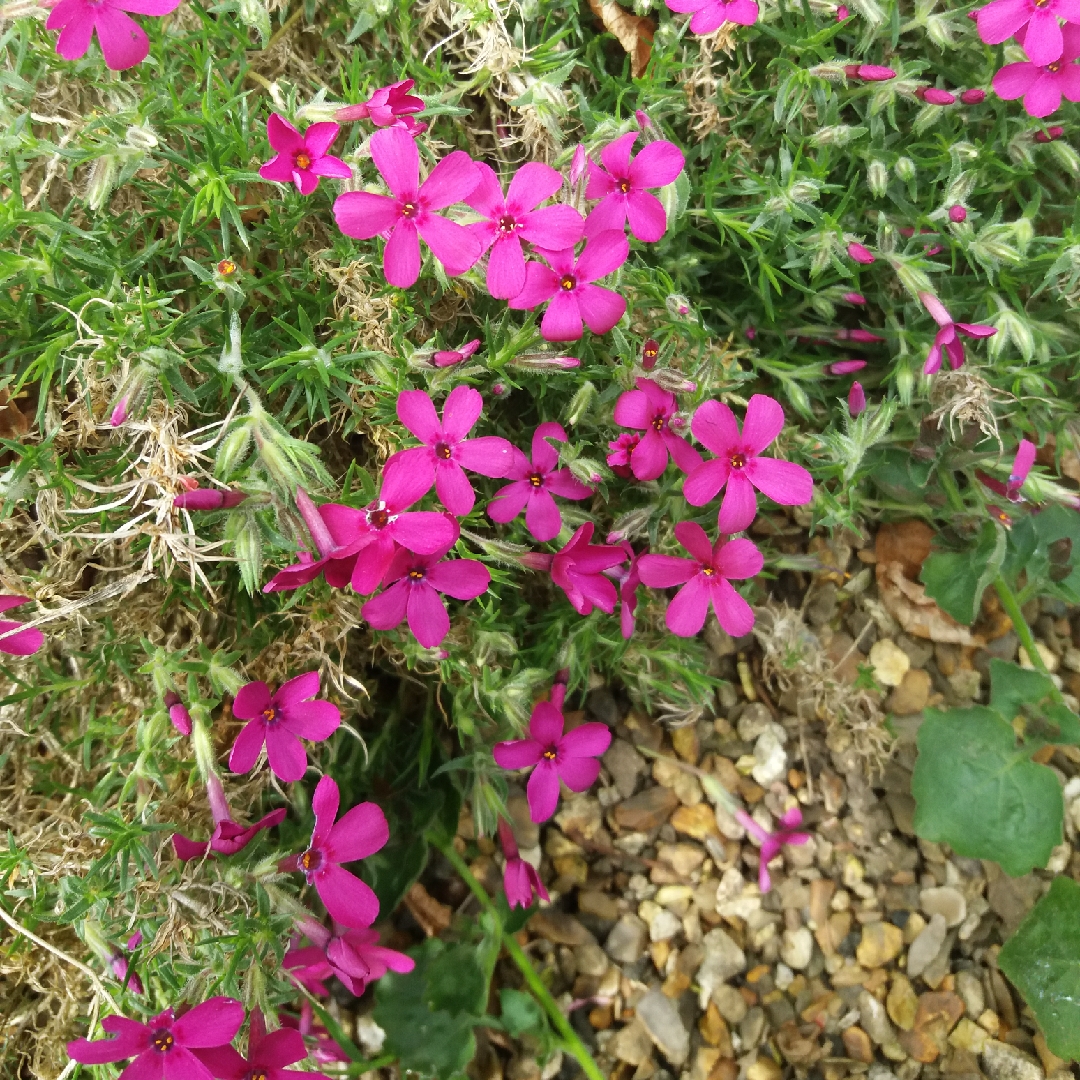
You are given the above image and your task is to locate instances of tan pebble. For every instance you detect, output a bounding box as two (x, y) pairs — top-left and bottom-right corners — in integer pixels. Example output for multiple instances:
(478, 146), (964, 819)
(976, 1009), (1000, 1036)
(832, 962), (871, 988)
(822, 1064), (848, 1080)
(913, 991), (965, 1035)
(809, 879), (836, 927)
(788, 768), (805, 789)
(842, 1025), (874, 1064)
(899, 1027), (941, 1063)
(856, 920), (904, 967)
(887, 974), (919, 1031)
(650, 940), (671, 972)
(671, 803), (720, 840)
(941, 1048), (981, 1074)
(870, 639), (911, 686)
(948, 1018), (988, 1054)
(787, 975), (807, 998)
(589, 1005), (613, 1030)
(709, 1059), (739, 1080)
(613, 787), (680, 831)
(578, 889), (621, 920)
(747, 963), (771, 983)
(887, 667), (932, 714)
(699, 1003), (732, 1053)
(775, 1021), (823, 1067)
(691, 1048), (721, 1080)
(662, 971), (691, 998)
(672, 725), (700, 764)
(740, 986), (759, 1006)
(746, 1054), (783, 1080)
(904, 911), (927, 944)
(552, 854), (588, 885)
(864, 968), (890, 994)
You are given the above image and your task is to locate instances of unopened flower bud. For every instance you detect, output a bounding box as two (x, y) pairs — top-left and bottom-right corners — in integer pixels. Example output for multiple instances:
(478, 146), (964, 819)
(565, 381), (597, 426)
(895, 364), (914, 406)
(216, 423), (253, 477)
(847, 241), (875, 264)
(491, 382), (509, 397)
(174, 488), (248, 511)
(607, 507), (652, 544)
(124, 123), (158, 150)
(163, 691), (193, 735)
(836, 4), (850, 17)
(848, 381), (866, 416)
(916, 86), (956, 106)
(1034, 125), (1065, 143)
(745, 324), (757, 340)
(569, 458), (606, 486)
(635, 109), (653, 130)
(841, 291), (867, 304)
(217, 259), (238, 278)
(508, 352), (580, 370)
(665, 293), (692, 318)
(84, 154), (119, 212)
(569, 144), (587, 186)
(960, 88), (986, 104)
(895, 156), (916, 181)
(650, 367), (696, 394)
(948, 204), (967, 223)
(867, 160), (889, 197)
(828, 359), (867, 375)
(844, 64), (896, 82)
(520, 551), (555, 571)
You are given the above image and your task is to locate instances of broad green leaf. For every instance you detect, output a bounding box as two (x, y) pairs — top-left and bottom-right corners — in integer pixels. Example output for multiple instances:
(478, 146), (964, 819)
(911, 706), (1062, 876)
(988, 659), (1080, 746)
(498, 988), (547, 1038)
(425, 942), (487, 1017)
(920, 521), (1007, 626)
(999, 877), (1080, 1059)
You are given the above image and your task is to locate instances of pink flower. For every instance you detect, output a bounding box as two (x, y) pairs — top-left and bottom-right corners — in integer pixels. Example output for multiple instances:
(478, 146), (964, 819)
(498, 819), (549, 908)
(684, 395), (814, 533)
(1007, 438), (1038, 500)
(228, 671), (341, 783)
(836, 4), (850, 16)
(259, 115), (351, 196)
(844, 64), (897, 81)
(992, 25), (1080, 116)
(961, 88), (988, 103)
(164, 691), (192, 735)
(466, 162), (585, 299)
(0, 596), (43, 656)
(493, 697), (612, 822)
(111, 397), (129, 426)
(583, 133), (685, 242)
(949, 204), (967, 222)
(606, 432), (641, 478)
(193, 1010), (323, 1080)
(109, 934), (143, 995)
(827, 359), (867, 374)
(638, 523), (763, 638)
(172, 774), (287, 861)
(509, 233), (629, 342)
(611, 542), (643, 639)
(386, 386), (514, 516)
(361, 526), (490, 648)
(173, 488), (248, 510)
(977, 0), (1080, 65)
(848, 381), (866, 416)
(46, 0), (180, 70)
(333, 128), (481, 288)
(918, 292), (997, 374)
(664, 0), (758, 35)
(549, 522), (628, 615)
(735, 807), (811, 892)
(641, 338), (660, 370)
(612, 378), (703, 481)
(841, 292), (867, 304)
(279, 1008), (348, 1066)
(846, 241), (875, 264)
(487, 422), (593, 542)
(432, 338), (481, 367)
(285, 921), (414, 997)
(335, 79), (425, 128)
(67, 998), (245, 1079)
(281, 775), (388, 928)
(917, 87), (957, 105)
(569, 144), (588, 187)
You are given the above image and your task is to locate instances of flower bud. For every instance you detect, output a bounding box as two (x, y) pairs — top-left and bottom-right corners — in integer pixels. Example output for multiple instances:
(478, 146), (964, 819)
(650, 367), (696, 394)
(84, 155), (119, 211)
(635, 109), (653, 130)
(163, 691), (193, 735)
(895, 156), (916, 181)
(569, 458), (607, 486)
(949, 204), (967, 223)
(1049, 140), (1080, 175)
(895, 363), (914, 406)
(227, 509), (264, 595)
(847, 241), (875, 264)
(837, 4), (850, 16)
(665, 293), (692, 318)
(848, 381), (866, 416)
(844, 64), (896, 82)
(491, 381), (509, 398)
(520, 551), (555, 572)
(217, 259), (238, 279)
(916, 87), (956, 106)
(827, 359), (867, 375)
(809, 62), (848, 82)
(565, 381), (597, 426)
(190, 707), (217, 783)
(569, 144), (587, 186)
(508, 352), (580, 370)
(841, 291), (867, 304)
(641, 338), (660, 370)
(960, 88), (986, 104)
(867, 160), (889, 197)
(216, 422), (253, 477)
(174, 488), (248, 511)
(1034, 125), (1064, 143)
(124, 123), (158, 150)
(607, 507), (652, 544)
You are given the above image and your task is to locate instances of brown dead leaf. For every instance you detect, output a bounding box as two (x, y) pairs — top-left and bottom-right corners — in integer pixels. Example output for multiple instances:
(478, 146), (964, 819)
(588, 0), (654, 78)
(875, 561), (978, 645)
(403, 881), (452, 937)
(0, 387), (30, 440)
(874, 520), (934, 581)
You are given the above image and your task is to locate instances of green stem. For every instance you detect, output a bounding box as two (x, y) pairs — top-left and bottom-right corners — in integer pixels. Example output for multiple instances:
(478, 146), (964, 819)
(994, 576), (1051, 677)
(437, 840), (606, 1080)
(937, 465), (967, 515)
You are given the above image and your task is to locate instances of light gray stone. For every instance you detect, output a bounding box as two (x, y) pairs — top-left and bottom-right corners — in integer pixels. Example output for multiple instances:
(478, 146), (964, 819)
(696, 927), (747, 1008)
(605, 914), (649, 964)
(780, 927), (813, 970)
(955, 970), (986, 1019)
(636, 988), (690, 1066)
(906, 912), (948, 978)
(981, 1040), (1045, 1080)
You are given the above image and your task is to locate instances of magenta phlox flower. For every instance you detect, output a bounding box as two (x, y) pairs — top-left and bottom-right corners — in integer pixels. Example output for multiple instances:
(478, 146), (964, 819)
(664, 0), (758, 35)
(279, 1007), (349, 1065)
(608, 541), (642, 639)
(735, 807), (811, 892)
(173, 775), (287, 861)
(109, 933), (144, 995)
(612, 377), (703, 481)
(1007, 438), (1037, 499)
(386, 386), (514, 516)
(194, 1010), (329, 1080)
(540, 522), (627, 615)
(827, 359), (867, 375)
(993, 24), (1080, 115)
(487, 422), (593, 542)
(361, 527), (490, 648)
(229, 671), (341, 783)
(0, 595), (44, 657)
(508, 232), (629, 342)
(333, 128), (481, 288)
(259, 115), (352, 196)
(582, 132), (685, 242)
(67, 998), (245, 1079)
(287, 919), (414, 996)
(918, 292), (997, 374)
(638, 522), (763, 638)
(281, 775), (388, 928)
(335, 79), (425, 127)
(493, 698), (612, 822)
(917, 86), (957, 105)
(977, 0), (1080, 65)
(606, 432), (641, 478)
(432, 338), (481, 367)
(684, 395), (814, 533)
(173, 488), (248, 511)
(466, 162), (585, 299)
(498, 819), (549, 908)
(46, 0), (180, 70)
(164, 691), (192, 735)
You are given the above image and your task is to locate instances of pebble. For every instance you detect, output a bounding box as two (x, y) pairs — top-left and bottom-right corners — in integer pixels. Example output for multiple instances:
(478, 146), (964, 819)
(671, 803), (720, 840)
(671, 724), (700, 764)
(578, 889), (621, 921)
(738, 704), (776, 741)
(610, 1019), (654, 1065)
(697, 927), (747, 1006)
(920, 886), (966, 928)
(1019, 641), (1059, 673)
(747, 1055), (783, 1080)
(554, 793), (602, 839)
(712, 984), (749, 1024)
(843, 1026), (875, 1064)
(740, 1006), (766, 1048)
(636, 987), (690, 1066)
(955, 970), (986, 1019)
(657, 842), (706, 877)
(859, 989), (897, 1046)
(605, 914), (649, 963)
(898, 1028), (941, 1064)
(649, 908), (683, 942)
(780, 927), (814, 971)
(613, 787), (680, 830)
(699, 1003), (732, 1051)
(603, 740), (647, 799)
(856, 921), (904, 967)
(887, 668), (932, 714)
(573, 943), (609, 976)
(752, 729), (788, 786)
(907, 912), (948, 978)
(870, 639), (911, 686)
(528, 911), (596, 946)
(887, 974), (919, 1031)
(949, 1018), (989, 1054)
(981, 1040), (1046, 1080)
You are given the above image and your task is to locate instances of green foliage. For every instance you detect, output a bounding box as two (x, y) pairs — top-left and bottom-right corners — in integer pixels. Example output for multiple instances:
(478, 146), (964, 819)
(921, 521), (1007, 626)
(912, 660), (1080, 876)
(999, 877), (1080, 1060)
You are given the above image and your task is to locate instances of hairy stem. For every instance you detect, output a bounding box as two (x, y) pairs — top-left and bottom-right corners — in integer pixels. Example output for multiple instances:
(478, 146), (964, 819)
(994, 576), (1052, 679)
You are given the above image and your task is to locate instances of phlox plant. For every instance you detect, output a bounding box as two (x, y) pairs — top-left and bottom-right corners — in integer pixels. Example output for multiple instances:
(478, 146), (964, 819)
(4, 0), (1080, 1071)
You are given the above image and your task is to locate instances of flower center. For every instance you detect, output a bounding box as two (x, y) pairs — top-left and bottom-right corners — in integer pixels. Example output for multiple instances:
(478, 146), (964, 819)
(293, 152), (312, 170)
(702, 566), (715, 577)
(249, 1072), (269, 1080)
(618, 178), (632, 194)
(1046, 60), (1061, 72)
(401, 201), (418, 218)
(299, 848), (323, 875)
(1034, 0), (1050, 6)
(559, 274), (576, 291)
(408, 568), (425, 581)
(528, 473), (544, 488)
(497, 214), (519, 234)
(151, 1030), (175, 1053)
(366, 501), (396, 529)
(651, 414), (665, 432)
(644, 343), (658, 359)
(434, 441), (453, 460)
(217, 259), (236, 277)
(262, 707), (277, 724)
(542, 747), (557, 760)
(730, 452), (747, 469)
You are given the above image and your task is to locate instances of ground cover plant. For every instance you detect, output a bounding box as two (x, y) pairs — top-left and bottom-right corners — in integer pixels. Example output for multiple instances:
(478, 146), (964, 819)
(3, 0), (1080, 1073)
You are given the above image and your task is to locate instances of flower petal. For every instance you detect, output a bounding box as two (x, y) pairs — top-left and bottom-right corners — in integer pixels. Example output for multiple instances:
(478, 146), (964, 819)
(508, 262), (559, 310)
(1020, 7), (1063, 64)
(715, 536), (764, 579)
(229, 719), (267, 774)
(465, 161), (506, 216)
(518, 204), (584, 249)
(741, 394), (785, 455)
(599, 132), (638, 179)
(315, 863), (380, 928)
(674, 520), (714, 563)
(303, 121), (340, 158)
(419, 150), (480, 210)
(540, 291), (583, 342)
(992, 61), (1039, 101)
(488, 480), (532, 524)
(494, 738), (544, 770)
(745, 456), (814, 508)
(425, 558), (491, 600)
(709, 577), (756, 637)
(691, 399), (740, 456)
(173, 997), (246, 1049)
(558, 755), (602, 791)
(526, 760), (561, 822)
(683, 460), (728, 506)
(575, 230), (630, 283)
(327, 801), (390, 863)
(975, 0), (1030, 44)
(559, 722), (612, 759)
(524, 489), (563, 541)
(625, 192), (667, 243)
(486, 236), (528, 300)
(397, 389), (441, 444)
(384, 223), (422, 288)
(406, 582), (450, 647)
(717, 471), (759, 533)
(264, 726), (308, 783)
(94, 6), (148, 71)
(628, 139), (685, 189)
(0, 621), (43, 655)
(582, 195), (629, 238)
(311, 774), (340, 849)
(416, 214), (482, 276)
(362, 580), (409, 631)
(391, 511), (458, 554)
(441, 384), (484, 441)
(435, 461), (477, 515)
(68, 1017), (150, 1065)
(333, 191), (401, 239)
(310, 154), (353, 180)
(274, 670), (320, 707)
(637, 553), (696, 588)
(53, 7), (96, 61)
(370, 126), (419, 198)
(665, 575), (711, 636)
(577, 283), (626, 335)
(282, 700), (341, 742)
(630, 428), (669, 481)
(506, 161), (563, 213)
